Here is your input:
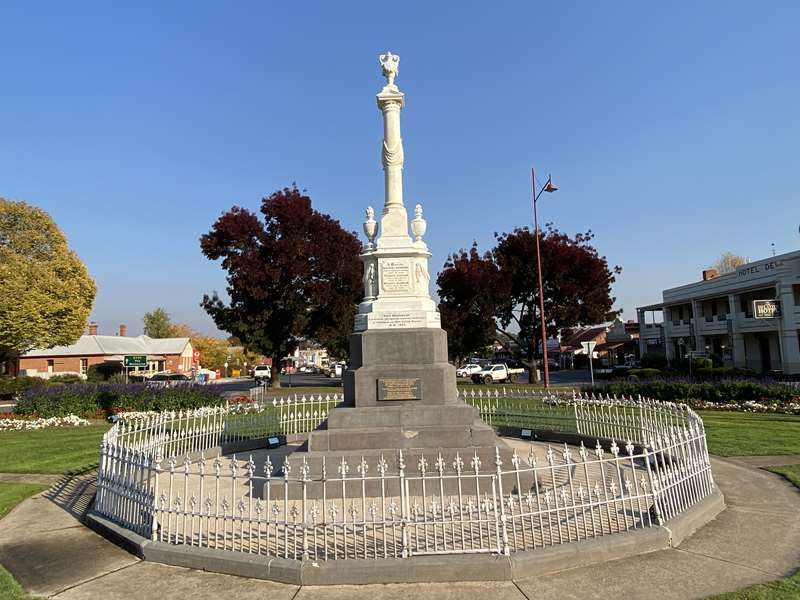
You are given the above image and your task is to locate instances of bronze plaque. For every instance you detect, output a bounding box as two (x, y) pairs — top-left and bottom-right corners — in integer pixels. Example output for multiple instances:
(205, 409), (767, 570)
(377, 378), (422, 401)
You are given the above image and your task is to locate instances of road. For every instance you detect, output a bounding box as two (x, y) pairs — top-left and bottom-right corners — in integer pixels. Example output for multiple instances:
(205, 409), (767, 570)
(455, 368), (593, 387)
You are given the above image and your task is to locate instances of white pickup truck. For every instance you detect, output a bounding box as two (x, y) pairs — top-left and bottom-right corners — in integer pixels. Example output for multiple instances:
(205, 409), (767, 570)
(471, 363), (525, 384)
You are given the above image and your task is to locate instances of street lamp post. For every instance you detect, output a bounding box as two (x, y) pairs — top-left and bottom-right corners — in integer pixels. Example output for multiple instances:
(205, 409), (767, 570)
(531, 168), (558, 388)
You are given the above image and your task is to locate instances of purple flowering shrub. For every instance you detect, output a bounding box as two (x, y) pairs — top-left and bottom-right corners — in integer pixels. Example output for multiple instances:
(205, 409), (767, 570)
(15, 383), (225, 418)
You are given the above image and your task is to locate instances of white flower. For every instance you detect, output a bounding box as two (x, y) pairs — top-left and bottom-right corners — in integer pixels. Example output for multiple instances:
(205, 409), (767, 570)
(0, 414), (91, 431)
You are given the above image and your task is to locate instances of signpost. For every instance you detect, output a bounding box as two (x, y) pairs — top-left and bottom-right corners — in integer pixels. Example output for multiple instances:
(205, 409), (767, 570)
(123, 355), (147, 367)
(123, 355), (147, 383)
(581, 341), (597, 385)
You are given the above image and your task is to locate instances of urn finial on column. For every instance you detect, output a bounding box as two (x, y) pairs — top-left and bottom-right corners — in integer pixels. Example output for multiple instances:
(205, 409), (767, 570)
(411, 204), (427, 241)
(363, 206), (378, 248)
(379, 52), (400, 89)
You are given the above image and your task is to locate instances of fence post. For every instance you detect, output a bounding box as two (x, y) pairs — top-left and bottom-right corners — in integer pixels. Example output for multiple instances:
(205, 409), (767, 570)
(643, 444), (663, 526)
(152, 454), (162, 540)
(398, 450), (409, 558)
(494, 447), (510, 555)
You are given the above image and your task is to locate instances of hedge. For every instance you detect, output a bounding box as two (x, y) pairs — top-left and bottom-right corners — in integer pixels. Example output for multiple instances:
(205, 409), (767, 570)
(628, 368), (665, 378)
(0, 376), (50, 400)
(583, 380), (799, 408)
(15, 383), (226, 418)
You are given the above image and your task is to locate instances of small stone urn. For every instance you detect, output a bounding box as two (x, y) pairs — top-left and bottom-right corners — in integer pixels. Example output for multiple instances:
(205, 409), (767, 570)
(363, 206), (377, 248)
(411, 204), (427, 241)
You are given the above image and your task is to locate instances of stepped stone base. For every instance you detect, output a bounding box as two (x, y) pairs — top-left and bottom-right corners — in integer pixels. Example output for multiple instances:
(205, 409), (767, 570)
(306, 404), (497, 453)
(289, 326), (511, 490)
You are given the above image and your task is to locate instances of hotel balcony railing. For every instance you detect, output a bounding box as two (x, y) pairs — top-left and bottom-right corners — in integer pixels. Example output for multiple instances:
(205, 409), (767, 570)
(665, 320), (691, 337)
(696, 314), (730, 333)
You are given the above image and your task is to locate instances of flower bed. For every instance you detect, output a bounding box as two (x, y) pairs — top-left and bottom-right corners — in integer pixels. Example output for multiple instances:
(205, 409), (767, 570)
(583, 379), (800, 413)
(691, 399), (800, 414)
(0, 414), (90, 431)
(15, 383), (226, 418)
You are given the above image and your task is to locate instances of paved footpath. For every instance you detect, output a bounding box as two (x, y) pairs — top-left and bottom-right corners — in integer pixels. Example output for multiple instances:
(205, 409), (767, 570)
(1, 456), (798, 600)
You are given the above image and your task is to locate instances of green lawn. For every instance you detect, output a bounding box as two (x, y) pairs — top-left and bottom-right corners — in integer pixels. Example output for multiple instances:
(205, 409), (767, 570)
(0, 482), (48, 519)
(706, 464), (800, 599)
(0, 422), (109, 474)
(0, 566), (33, 600)
(0, 482), (47, 600)
(699, 412), (800, 457)
(766, 464), (800, 489)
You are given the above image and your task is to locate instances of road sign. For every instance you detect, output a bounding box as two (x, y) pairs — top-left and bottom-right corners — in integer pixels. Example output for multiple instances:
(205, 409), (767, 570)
(581, 341), (597, 386)
(123, 355), (147, 367)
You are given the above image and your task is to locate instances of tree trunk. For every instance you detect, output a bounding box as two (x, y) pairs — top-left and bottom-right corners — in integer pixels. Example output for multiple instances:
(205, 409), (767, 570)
(530, 361), (541, 384)
(523, 357), (540, 384)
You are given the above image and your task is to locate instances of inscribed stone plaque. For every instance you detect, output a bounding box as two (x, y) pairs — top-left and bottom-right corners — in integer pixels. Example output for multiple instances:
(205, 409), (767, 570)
(377, 377), (422, 401)
(380, 260), (411, 293)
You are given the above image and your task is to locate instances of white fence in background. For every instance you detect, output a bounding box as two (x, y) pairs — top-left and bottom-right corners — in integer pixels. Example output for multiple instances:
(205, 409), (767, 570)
(95, 389), (714, 561)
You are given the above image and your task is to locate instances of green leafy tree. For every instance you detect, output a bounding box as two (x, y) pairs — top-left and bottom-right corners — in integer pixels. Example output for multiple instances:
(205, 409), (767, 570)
(143, 307), (174, 338)
(171, 324), (230, 372)
(0, 198), (96, 364)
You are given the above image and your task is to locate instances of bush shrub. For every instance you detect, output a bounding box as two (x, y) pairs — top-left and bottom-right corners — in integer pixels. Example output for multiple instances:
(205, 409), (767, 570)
(86, 363), (124, 382)
(47, 374), (85, 385)
(639, 352), (667, 371)
(640, 352), (667, 370)
(628, 368), (664, 379)
(583, 379), (799, 409)
(0, 376), (49, 400)
(695, 367), (757, 379)
(15, 383), (226, 418)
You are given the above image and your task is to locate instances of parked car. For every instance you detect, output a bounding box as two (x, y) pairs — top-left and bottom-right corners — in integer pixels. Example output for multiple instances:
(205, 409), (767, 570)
(456, 364), (482, 378)
(471, 363), (525, 384)
(253, 365), (272, 384)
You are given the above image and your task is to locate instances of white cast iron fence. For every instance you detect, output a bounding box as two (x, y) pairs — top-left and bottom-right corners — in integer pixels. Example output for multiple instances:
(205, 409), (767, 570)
(95, 390), (714, 561)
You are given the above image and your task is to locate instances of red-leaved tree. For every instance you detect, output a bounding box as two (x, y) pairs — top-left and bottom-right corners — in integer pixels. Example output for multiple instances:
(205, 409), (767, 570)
(200, 186), (362, 387)
(437, 243), (510, 365)
(438, 224), (620, 380)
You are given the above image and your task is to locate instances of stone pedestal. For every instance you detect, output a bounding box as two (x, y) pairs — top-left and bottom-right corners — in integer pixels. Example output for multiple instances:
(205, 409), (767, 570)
(304, 328), (496, 455)
(343, 328), (456, 407)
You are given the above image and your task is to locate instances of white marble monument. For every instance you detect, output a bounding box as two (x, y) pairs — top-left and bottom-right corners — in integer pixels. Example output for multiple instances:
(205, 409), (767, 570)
(298, 52), (501, 458)
(354, 51), (441, 332)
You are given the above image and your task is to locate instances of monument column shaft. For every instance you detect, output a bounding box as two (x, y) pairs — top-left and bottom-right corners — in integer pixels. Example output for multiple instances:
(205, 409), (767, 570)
(380, 101), (404, 211)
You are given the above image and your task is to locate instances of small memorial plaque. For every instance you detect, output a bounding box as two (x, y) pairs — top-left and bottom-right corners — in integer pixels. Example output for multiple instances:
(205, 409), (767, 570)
(377, 377), (422, 401)
(521, 428), (533, 439)
(267, 436), (281, 448)
(380, 260), (411, 293)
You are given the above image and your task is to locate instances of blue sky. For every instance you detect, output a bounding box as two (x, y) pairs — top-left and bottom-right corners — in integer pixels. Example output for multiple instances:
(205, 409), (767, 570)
(2, 1), (798, 336)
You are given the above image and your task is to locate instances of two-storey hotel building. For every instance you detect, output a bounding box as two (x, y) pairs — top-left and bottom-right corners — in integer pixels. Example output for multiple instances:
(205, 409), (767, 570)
(637, 250), (800, 374)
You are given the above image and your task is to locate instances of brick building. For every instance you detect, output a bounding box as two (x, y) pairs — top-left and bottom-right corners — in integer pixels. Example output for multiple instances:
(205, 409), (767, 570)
(12, 323), (193, 378)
